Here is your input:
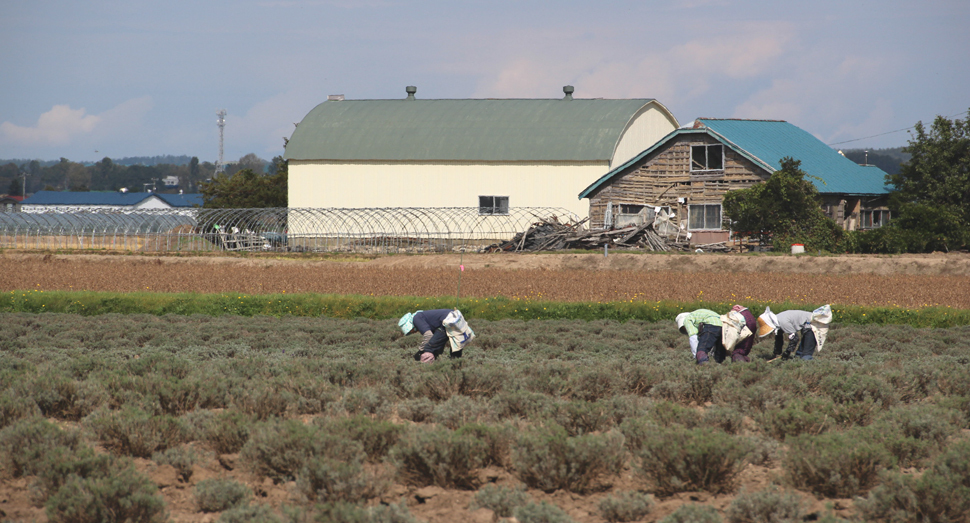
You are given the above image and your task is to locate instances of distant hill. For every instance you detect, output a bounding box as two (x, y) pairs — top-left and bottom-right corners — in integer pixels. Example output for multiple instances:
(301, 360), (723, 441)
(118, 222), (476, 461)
(840, 147), (909, 176)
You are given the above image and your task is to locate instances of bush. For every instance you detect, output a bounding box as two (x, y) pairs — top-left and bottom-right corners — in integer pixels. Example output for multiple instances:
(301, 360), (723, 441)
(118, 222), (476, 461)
(231, 386), (294, 420)
(659, 504), (722, 523)
(152, 446), (198, 482)
(470, 484), (531, 518)
(320, 415), (404, 462)
(0, 418), (83, 477)
(203, 409), (253, 454)
(44, 462), (166, 523)
(725, 487), (803, 523)
(512, 425), (625, 493)
(634, 427), (752, 496)
(296, 455), (384, 503)
(195, 478), (251, 512)
(0, 391), (41, 429)
(544, 399), (615, 436)
(432, 395), (490, 429)
(388, 426), (488, 489)
(454, 423), (513, 468)
(240, 419), (365, 483)
(618, 416), (661, 454)
(218, 503), (282, 523)
(396, 397), (435, 423)
(759, 398), (836, 440)
(857, 440), (970, 521)
(598, 490), (654, 523)
(869, 404), (960, 467)
(783, 428), (893, 497)
(88, 407), (186, 458)
(513, 501), (576, 523)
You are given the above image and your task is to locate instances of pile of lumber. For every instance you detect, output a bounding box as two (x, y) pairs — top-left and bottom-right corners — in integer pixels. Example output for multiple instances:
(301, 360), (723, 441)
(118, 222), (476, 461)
(483, 217), (705, 252)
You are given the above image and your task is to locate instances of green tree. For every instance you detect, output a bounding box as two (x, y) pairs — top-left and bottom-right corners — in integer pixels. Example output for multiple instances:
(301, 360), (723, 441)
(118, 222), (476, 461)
(199, 157), (287, 208)
(884, 109), (970, 251)
(722, 157), (843, 252)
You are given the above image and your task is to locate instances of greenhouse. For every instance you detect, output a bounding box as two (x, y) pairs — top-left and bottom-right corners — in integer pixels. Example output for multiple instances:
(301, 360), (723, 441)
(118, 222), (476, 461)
(0, 207), (580, 253)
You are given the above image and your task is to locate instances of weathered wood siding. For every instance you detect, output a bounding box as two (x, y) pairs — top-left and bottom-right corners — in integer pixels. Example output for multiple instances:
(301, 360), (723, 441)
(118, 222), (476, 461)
(586, 134), (769, 230)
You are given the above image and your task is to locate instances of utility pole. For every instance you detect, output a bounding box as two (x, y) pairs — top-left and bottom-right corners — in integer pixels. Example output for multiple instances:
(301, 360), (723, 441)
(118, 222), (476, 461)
(215, 110), (226, 174)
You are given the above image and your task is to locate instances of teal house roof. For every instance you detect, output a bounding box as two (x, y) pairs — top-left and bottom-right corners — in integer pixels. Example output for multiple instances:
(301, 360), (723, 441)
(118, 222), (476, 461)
(579, 119), (890, 199)
(284, 97), (661, 162)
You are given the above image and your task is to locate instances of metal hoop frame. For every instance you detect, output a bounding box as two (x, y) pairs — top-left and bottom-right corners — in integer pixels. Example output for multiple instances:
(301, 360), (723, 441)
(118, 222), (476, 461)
(0, 207), (580, 253)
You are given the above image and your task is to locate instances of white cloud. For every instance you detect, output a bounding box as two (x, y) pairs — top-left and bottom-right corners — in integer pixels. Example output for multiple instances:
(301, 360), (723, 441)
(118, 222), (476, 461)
(1, 105), (99, 146)
(470, 22), (793, 107)
(0, 97), (153, 148)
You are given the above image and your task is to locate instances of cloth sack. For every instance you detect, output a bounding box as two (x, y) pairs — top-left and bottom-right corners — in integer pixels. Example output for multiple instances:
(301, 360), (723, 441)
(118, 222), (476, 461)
(442, 309), (475, 355)
(810, 304), (832, 352)
(721, 309), (753, 353)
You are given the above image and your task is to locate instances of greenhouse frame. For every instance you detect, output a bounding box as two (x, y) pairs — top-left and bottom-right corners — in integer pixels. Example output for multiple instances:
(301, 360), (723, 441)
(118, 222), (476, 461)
(0, 207), (580, 253)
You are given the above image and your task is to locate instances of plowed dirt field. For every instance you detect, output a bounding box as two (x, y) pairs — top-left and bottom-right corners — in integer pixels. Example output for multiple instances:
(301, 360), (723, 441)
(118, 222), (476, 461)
(1, 251), (969, 308)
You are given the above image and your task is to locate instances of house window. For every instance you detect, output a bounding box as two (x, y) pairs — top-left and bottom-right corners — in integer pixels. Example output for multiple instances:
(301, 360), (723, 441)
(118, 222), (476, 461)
(688, 204), (722, 230)
(860, 210), (890, 229)
(479, 196), (509, 215)
(691, 144), (723, 171)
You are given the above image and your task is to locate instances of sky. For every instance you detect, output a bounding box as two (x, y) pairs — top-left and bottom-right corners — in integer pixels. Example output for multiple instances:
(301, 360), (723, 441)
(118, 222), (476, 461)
(1, 0), (967, 164)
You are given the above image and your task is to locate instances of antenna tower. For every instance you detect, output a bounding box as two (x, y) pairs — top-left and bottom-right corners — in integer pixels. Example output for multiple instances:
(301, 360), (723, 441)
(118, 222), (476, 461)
(215, 109), (227, 174)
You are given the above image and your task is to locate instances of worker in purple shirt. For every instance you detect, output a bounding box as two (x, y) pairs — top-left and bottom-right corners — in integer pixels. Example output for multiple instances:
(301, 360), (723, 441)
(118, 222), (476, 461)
(729, 305), (758, 362)
(398, 309), (461, 362)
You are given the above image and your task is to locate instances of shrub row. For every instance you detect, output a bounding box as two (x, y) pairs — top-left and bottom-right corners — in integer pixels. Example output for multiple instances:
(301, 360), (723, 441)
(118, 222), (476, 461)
(5, 289), (969, 326)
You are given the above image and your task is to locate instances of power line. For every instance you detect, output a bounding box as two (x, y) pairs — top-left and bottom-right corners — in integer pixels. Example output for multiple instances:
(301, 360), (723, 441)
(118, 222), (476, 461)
(827, 110), (966, 147)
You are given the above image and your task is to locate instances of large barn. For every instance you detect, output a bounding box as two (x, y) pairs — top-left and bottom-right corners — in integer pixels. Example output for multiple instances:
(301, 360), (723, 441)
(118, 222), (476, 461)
(578, 119), (891, 244)
(283, 86), (679, 218)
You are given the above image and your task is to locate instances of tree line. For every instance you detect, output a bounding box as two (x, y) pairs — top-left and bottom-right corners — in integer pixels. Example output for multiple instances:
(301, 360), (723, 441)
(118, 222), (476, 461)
(0, 153), (275, 197)
(724, 109), (970, 253)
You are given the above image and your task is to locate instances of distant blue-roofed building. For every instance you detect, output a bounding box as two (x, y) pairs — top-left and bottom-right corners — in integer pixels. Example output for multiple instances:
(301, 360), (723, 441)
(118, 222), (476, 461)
(578, 118), (891, 244)
(21, 191), (202, 212)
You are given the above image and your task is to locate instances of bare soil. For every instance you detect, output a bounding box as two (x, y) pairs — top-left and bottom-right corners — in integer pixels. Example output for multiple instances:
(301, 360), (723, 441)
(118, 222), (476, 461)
(2, 251), (969, 308)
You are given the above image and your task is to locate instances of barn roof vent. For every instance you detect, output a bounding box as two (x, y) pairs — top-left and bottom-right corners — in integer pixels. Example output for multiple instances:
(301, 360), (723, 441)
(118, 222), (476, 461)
(327, 94), (344, 101)
(406, 86), (417, 100)
(563, 85), (574, 100)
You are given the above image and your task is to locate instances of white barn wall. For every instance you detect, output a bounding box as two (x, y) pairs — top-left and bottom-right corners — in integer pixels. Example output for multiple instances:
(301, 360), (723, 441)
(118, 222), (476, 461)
(612, 104), (681, 168)
(289, 161), (607, 218)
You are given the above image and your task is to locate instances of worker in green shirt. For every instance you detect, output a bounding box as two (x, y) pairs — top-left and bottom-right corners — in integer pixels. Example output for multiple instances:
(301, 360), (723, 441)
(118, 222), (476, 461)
(675, 309), (726, 365)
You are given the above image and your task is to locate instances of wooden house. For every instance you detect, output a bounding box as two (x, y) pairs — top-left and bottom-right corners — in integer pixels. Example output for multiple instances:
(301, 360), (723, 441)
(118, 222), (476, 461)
(578, 119), (891, 244)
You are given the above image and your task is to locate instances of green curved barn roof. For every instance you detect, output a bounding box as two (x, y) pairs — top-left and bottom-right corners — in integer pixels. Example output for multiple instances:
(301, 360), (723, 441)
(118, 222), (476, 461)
(283, 98), (661, 162)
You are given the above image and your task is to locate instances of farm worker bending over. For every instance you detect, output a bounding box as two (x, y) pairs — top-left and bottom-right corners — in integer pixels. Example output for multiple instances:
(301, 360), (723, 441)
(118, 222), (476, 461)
(675, 309), (725, 365)
(399, 309), (475, 363)
(728, 305), (758, 363)
(757, 305), (831, 361)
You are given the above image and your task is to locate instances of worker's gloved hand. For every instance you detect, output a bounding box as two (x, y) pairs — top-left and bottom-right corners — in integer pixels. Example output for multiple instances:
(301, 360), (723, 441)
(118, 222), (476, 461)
(419, 352), (436, 364)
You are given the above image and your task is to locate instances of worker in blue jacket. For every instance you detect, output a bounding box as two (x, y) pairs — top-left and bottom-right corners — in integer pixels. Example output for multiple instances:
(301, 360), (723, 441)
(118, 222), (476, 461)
(398, 309), (462, 362)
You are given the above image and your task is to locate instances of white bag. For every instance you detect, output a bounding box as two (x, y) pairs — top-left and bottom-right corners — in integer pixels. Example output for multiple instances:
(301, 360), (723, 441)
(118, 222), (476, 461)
(442, 309), (475, 354)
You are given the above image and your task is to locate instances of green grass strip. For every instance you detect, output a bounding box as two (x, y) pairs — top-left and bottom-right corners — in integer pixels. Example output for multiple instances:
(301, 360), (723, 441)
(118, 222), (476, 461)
(2, 289), (968, 328)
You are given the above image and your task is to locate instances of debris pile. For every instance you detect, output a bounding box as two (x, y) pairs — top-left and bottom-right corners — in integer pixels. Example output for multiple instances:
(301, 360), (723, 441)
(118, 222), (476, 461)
(483, 215), (731, 253)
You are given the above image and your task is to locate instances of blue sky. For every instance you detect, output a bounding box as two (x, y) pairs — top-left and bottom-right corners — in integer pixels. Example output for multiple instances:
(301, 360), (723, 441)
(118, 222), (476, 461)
(1, 0), (967, 163)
